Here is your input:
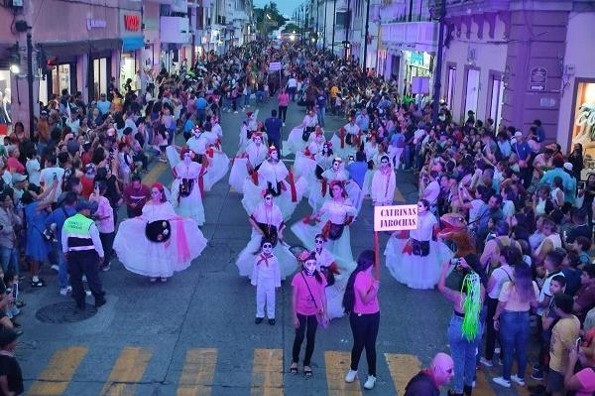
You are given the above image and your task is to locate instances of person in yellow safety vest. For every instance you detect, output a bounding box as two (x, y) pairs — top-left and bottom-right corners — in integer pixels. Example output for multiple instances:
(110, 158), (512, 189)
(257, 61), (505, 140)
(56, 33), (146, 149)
(61, 200), (106, 310)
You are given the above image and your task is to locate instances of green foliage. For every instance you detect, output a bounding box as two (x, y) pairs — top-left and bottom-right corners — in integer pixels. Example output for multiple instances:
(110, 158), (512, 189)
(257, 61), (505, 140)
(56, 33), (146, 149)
(253, 2), (288, 34)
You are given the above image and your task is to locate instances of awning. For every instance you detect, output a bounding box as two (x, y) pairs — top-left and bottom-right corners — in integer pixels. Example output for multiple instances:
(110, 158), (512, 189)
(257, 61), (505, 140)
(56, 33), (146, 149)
(40, 39), (122, 61)
(122, 36), (144, 52)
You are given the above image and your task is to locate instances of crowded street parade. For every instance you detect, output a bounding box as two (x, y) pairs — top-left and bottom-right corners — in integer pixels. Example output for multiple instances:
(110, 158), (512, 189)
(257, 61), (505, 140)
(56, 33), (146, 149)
(0, 0), (594, 395)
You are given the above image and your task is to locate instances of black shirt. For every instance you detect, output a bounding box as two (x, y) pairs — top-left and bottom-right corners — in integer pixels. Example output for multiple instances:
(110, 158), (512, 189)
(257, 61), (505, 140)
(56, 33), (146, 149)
(404, 371), (439, 396)
(0, 354), (23, 395)
(566, 224), (592, 244)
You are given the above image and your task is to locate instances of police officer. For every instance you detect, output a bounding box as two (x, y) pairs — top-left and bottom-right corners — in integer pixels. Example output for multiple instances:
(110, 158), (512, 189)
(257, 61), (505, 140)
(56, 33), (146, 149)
(61, 200), (106, 310)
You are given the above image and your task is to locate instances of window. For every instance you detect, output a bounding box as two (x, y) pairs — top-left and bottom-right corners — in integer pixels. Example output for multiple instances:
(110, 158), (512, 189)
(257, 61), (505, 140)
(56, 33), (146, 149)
(487, 72), (504, 130)
(445, 64), (456, 110)
(463, 67), (480, 118)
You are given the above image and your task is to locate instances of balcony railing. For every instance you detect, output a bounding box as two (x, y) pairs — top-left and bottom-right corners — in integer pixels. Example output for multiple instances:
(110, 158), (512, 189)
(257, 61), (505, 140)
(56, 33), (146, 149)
(427, 0), (511, 16)
(381, 21), (438, 52)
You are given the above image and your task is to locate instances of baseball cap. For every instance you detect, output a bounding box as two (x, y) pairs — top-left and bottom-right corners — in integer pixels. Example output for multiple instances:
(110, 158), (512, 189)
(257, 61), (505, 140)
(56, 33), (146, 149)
(75, 199), (98, 213)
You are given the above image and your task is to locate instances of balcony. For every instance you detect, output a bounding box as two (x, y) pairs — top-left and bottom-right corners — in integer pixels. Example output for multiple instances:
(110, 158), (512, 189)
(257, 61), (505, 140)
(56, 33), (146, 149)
(427, 0), (510, 17)
(381, 21), (438, 53)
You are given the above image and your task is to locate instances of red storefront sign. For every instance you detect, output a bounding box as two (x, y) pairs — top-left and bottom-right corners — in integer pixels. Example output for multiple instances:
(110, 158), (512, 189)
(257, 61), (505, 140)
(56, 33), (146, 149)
(124, 14), (141, 31)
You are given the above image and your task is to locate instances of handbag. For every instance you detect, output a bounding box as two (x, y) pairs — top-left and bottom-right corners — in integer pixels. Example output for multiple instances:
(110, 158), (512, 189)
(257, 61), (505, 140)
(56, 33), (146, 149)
(300, 272), (329, 329)
(322, 221), (344, 240)
(179, 178), (194, 198)
(411, 239), (430, 257)
(302, 126), (315, 142)
(145, 220), (172, 243)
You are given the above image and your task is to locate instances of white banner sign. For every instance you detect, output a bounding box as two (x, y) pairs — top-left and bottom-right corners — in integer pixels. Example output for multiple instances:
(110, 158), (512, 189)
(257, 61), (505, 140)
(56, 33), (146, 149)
(374, 205), (418, 232)
(269, 61), (282, 71)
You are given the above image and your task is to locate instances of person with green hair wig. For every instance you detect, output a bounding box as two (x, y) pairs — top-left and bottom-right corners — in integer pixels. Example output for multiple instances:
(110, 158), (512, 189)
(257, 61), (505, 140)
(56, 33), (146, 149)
(438, 257), (485, 396)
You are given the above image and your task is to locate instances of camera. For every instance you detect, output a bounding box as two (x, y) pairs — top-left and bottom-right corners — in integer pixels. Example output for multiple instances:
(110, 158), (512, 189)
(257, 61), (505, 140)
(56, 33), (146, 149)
(450, 258), (462, 266)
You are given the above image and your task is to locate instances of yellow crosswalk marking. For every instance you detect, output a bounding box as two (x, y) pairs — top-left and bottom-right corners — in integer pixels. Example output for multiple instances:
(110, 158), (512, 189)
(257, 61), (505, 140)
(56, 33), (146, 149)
(324, 351), (362, 396)
(384, 353), (421, 395)
(251, 348), (283, 396)
(394, 187), (405, 202)
(475, 368), (497, 396)
(101, 347), (152, 396)
(143, 162), (168, 186)
(28, 346), (88, 395)
(177, 348), (218, 396)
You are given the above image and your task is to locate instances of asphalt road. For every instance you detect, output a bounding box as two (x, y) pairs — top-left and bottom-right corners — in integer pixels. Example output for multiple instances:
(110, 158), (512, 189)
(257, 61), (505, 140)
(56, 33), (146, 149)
(17, 97), (528, 395)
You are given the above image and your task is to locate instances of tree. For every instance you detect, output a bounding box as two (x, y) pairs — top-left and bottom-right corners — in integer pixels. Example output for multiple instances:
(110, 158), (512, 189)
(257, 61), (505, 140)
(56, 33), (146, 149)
(281, 23), (302, 34)
(253, 2), (288, 35)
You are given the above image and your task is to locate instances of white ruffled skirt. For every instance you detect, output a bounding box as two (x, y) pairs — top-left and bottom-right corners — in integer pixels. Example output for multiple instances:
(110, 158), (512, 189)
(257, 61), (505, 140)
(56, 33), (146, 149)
(235, 229), (299, 280)
(170, 179), (205, 226)
(114, 217), (207, 278)
(384, 237), (454, 290)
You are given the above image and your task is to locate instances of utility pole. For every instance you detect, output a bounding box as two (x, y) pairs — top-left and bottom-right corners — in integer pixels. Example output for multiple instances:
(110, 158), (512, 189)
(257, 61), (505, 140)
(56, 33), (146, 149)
(323, 0), (328, 50)
(315, 0), (319, 47)
(344, 0), (351, 60)
(362, 0), (370, 74)
(432, 0), (446, 125)
(331, 0), (337, 55)
(27, 32), (34, 139)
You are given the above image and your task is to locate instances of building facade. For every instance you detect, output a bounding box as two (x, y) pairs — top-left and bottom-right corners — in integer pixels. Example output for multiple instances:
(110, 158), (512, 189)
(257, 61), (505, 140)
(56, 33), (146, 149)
(440, 0), (595, 153)
(0, 0), (254, 134)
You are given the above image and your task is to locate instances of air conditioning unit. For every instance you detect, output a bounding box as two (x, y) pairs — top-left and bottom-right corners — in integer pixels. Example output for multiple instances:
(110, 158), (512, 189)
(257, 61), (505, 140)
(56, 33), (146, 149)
(160, 16), (190, 43)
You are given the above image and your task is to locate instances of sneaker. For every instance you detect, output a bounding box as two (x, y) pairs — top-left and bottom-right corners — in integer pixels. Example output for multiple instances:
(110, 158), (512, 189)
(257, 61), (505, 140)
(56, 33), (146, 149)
(363, 375), (376, 390)
(494, 347), (501, 354)
(479, 357), (493, 367)
(85, 290), (92, 296)
(82, 275), (87, 282)
(531, 370), (544, 381)
(30, 279), (46, 287)
(59, 286), (72, 296)
(51, 264), (59, 272)
(268, 319), (275, 326)
(345, 369), (358, 383)
(493, 377), (511, 388)
(511, 374), (525, 386)
(282, 122), (286, 127)
(234, 111), (238, 114)
(255, 317), (263, 324)
(101, 263), (111, 272)
(532, 363), (542, 372)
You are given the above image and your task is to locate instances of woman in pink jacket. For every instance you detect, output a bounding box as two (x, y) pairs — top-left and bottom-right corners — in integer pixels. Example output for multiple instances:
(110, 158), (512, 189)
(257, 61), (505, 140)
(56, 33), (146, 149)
(277, 89), (290, 126)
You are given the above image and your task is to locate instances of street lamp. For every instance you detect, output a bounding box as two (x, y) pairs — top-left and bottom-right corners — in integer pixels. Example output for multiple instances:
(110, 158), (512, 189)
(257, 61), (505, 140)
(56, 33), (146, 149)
(431, 0), (446, 125)
(8, 44), (20, 74)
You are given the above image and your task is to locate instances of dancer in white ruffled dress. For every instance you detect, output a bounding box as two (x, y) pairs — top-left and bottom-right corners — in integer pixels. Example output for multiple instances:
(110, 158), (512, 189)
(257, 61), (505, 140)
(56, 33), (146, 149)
(370, 155), (396, 206)
(330, 117), (362, 159)
(229, 132), (268, 192)
(384, 199), (453, 289)
(362, 133), (380, 195)
(241, 145), (306, 220)
(167, 126), (229, 191)
(171, 147), (205, 226)
(292, 181), (357, 268)
(313, 234), (353, 320)
(309, 157), (364, 214)
(286, 108), (319, 155)
(114, 182), (207, 282)
(236, 191), (298, 280)
(293, 127), (325, 181)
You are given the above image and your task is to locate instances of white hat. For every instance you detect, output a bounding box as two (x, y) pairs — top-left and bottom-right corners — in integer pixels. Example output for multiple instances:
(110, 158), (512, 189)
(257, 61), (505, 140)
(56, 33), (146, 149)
(514, 131), (523, 138)
(564, 162), (573, 171)
(12, 173), (27, 183)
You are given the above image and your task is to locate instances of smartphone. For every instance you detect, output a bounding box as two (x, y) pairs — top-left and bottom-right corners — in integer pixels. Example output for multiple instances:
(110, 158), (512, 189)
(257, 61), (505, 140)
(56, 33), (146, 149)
(576, 337), (582, 351)
(579, 181), (586, 190)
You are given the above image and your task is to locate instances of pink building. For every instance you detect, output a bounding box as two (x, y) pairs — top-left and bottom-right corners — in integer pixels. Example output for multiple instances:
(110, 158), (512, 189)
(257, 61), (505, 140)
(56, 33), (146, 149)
(440, 0), (595, 155)
(0, 0), (143, 134)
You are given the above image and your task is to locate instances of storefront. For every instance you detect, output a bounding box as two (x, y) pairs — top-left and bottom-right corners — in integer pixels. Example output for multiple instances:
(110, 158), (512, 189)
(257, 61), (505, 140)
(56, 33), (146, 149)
(90, 52), (111, 101)
(570, 80), (595, 172)
(120, 11), (144, 93)
(0, 69), (12, 134)
(403, 51), (432, 87)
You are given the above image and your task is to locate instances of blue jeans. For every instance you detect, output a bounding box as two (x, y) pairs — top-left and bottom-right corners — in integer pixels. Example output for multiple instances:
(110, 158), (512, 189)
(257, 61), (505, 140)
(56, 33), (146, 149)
(0, 246), (18, 276)
(500, 311), (530, 380)
(53, 242), (69, 289)
(448, 314), (481, 393)
(317, 107), (325, 127)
